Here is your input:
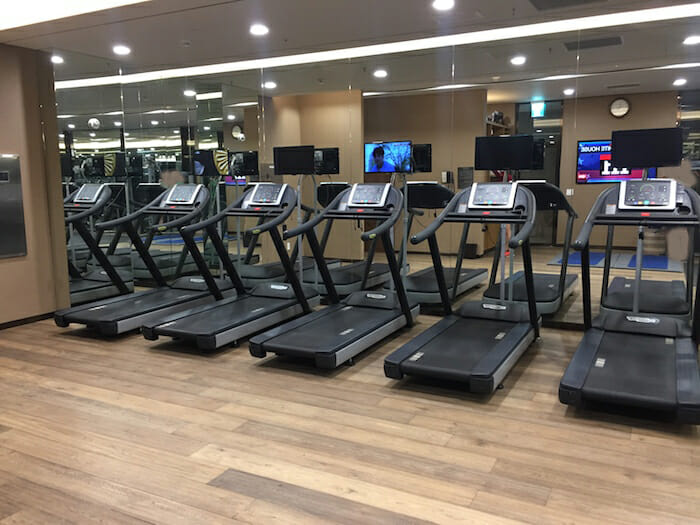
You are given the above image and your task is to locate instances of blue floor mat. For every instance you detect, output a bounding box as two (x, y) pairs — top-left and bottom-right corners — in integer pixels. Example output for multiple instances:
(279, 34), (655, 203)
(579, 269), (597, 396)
(549, 252), (682, 272)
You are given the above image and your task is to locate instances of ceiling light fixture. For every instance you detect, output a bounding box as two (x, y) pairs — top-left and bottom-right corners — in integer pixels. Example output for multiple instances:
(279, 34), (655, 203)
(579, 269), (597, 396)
(54, 4), (700, 89)
(250, 23), (269, 36)
(683, 35), (700, 45)
(114, 121), (122, 127)
(67, 123), (75, 129)
(536, 129), (543, 133)
(432, 0), (455, 11)
(262, 81), (277, 89)
(510, 55), (527, 66)
(183, 89), (197, 97)
(150, 120), (159, 126)
(203, 126), (211, 131)
(230, 102), (258, 107)
(112, 44), (131, 56)
(373, 69), (388, 78)
(57, 114), (75, 119)
(563, 88), (575, 96)
(227, 114), (236, 120)
(89, 132), (96, 137)
(51, 55), (64, 64)
(195, 91), (222, 101)
(173, 129), (180, 134)
(674, 78), (688, 86)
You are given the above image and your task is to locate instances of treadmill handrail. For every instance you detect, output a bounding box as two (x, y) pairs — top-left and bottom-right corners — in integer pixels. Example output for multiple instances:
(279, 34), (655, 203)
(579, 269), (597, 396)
(410, 191), (462, 245)
(509, 188), (537, 249)
(283, 189), (349, 240)
(154, 194), (211, 232)
(96, 189), (168, 231)
(361, 197), (403, 241)
(247, 201), (296, 235)
(572, 186), (616, 251)
(65, 186), (113, 224)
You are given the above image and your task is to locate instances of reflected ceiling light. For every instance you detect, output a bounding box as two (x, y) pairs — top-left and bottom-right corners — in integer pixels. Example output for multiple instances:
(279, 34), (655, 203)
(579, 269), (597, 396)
(183, 89), (197, 97)
(202, 117), (223, 121)
(425, 83), (477, 91)
(57, 114), (75, 118)
(510, 55), (526, 66)
(195, 91), (222, 100)
(101, 110), (124, 116)
(150, 120), (159, 125)
(683, 35), (700, 45)
(362, 91), (388, 97)
(262, 81), (277, 89)
(51, 55), (64, 64)
(536, 129), (543, 133)
(536, 73), (586, 81)
(373, 68), (388, 78)
(58, 133), (64, 138)
(114, 121), (122, 126)
(563, 88), (575, 96)
(674, 78), (688, 86)
(250, 23), (269, 36)
(203, 126), (211, 131)
(227, 114), (236, 120)
(230, 102), (258, 107)
(432, 0), (455, 11)
(89, 132), (96, 137)
(653, 62), (700, 70)
(67, 123), (75, 129)
(124, 132), (130, 136)
(112, 44), (131, 56)
(144, 109), (178, 114)
(54, 4), (700, 89)
(173, 129), (180, 134)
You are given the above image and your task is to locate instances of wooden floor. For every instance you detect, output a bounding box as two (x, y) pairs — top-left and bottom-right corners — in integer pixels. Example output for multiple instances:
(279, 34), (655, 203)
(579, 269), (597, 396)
(0, 250), (698, 524)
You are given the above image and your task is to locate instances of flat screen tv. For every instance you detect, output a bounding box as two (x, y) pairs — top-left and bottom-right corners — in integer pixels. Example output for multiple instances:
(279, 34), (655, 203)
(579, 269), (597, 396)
(274, 145), (315, 175)
(475, 135), (534, 170)
(231, 151), (259, 177)
(364, 141), (412, 173)
(314, 148), (340, 175)
(576, 140), (657, 184)
(611, 127), (683, 169)
(412, 144), (432, 173)
(193, 150), (216, 177)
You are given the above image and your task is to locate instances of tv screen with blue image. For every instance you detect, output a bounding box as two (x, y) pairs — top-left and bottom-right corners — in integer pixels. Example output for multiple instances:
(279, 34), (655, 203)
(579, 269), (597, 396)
(576, 140), (657, 184)
(365, 141), (412, 173)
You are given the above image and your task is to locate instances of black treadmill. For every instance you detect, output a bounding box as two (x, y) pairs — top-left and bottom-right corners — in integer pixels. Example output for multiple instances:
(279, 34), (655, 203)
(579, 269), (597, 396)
(142, 183), (320, 351)
(250, 183), (419, 369)
(395, 181), (487, 304)
(559, 179), (700, 423)
(55, 184), (233, 335)
(483, 181), (578, 315)
(384, 182), (540, 393)
(64, 183), (134, 305)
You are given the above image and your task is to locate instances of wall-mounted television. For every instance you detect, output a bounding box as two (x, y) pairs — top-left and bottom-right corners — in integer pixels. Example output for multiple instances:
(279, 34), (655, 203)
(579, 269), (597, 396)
(576, 140), (657, 184)
(412, 144), (432, 173)
(611, 127), (683, 169)
(231, 151), (259, 177)
(315, 148), (340, 175)
(364, 141), (412, 173)
(475, 135), (534, 171)
(274, 145), (315, 175)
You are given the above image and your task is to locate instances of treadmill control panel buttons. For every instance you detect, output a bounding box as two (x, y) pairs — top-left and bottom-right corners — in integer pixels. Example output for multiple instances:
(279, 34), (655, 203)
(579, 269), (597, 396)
(468, 183), (517, 210)
(249, 183), (287, 206)
(408, 352), (424, 362)
(164, 184), (203, 206)
(347, 184), (390, 208)
(618, 180), (677, 211)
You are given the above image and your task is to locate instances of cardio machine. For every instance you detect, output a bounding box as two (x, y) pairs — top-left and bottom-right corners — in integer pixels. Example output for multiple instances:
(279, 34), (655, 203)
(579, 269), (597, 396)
(384, 182), (540, 393)
(55, 184), (233, 335)
(142, 183), (320, 351)
(64, 183), (134, 304)
(482, 180), (578, 315)
(249, 183), (419, 369)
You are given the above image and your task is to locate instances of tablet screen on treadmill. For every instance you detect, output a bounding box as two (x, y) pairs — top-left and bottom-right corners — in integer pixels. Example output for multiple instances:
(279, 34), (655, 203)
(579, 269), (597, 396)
(350, 184), (388, 206)
(251, 184), (284, 205)
(74, 184), (103, 203)
(472, 183), (514, 206)
(165, 184), (200, 205)
(623, 180), (672, 207)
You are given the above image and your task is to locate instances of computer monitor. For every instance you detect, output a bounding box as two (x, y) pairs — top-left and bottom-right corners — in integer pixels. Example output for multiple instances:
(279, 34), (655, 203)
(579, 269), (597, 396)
(273, 145), (315, 175)
(475, 135), (534, 171)
(364, 141), (412, 173)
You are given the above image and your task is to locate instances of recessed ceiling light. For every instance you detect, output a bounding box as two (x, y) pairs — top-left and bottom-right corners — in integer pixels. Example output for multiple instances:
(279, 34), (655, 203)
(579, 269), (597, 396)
(563, 88), (575, 96)
(203, 126), (211, 131)
(67, 123), (75, 129)
(227, 114), (236, 121)
(373, 68), (389, 78)
(250, 23), (269, 36)
(683, 35), (700, 45)
(58, 133), (64, 138)
(50, 55), (64, 64)
(492, 75), (501, 81)
(89, 132), (96, 137)
(150, 120), (159, 126)
(114, 121), (122, 127)
(536, 129), (543, 133)
(112, 44), (131, 56)
(432, 0), (455, 11)
(262, 81), (277, 89)
(124, 132), (130, 136)
(673, 78), (688, 86)
(173, 129), (180, 134)
(510, 55), (527, 66)
(183, 89), (197, 97)
(195, 91), (222, 101)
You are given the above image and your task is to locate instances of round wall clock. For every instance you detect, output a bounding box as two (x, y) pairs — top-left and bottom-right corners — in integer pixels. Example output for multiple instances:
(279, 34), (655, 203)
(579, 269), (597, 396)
(610, 98), (630, 118)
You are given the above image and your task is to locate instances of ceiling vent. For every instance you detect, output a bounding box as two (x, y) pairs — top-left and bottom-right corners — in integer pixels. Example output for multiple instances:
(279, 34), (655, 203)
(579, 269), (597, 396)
(529, 0), (607, 10)
(564, 36), (623, 51)
(607, 83), (641, 90)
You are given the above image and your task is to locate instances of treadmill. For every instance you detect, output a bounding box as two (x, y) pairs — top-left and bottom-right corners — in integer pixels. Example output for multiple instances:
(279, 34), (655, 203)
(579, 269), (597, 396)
(395, 181), (488, 304)
(384, 182), (540, 393)
(55, 184), (233, 335)
(142, 183), (320, 351)
(483, 181), (578, 315)
(250, 183), (419, 369)
(559, 179), (700, 423)
(64, 184), (134, 304)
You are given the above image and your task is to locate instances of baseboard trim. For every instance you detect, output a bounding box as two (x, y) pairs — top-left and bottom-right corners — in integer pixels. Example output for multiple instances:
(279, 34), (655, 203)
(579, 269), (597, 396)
(0, 312), (53, 331)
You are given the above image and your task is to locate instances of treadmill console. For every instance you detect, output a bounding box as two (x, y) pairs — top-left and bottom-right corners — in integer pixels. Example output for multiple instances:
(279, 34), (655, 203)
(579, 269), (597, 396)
(347, 183), (390, 208)
(74, 183), (105, 204)
(248, 183), (287, 206)
(467, 183), (517, 210)
(164, 184), (203, 206)
(618, 180), (677, 211)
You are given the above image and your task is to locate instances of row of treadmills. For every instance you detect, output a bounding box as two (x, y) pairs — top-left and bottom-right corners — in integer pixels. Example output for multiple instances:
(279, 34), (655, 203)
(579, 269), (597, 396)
(55, 162), (700, 426)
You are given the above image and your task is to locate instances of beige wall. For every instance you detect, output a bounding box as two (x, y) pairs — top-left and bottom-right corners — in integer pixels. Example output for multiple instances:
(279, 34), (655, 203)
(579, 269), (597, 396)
(364, 90), (490, 255)
(0, 44), (67, 324)
(559, 91), (679, 247)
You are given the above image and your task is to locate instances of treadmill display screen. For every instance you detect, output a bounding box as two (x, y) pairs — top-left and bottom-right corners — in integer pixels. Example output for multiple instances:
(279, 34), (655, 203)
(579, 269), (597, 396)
(619, 180), (676, 211)
(164, 184), (202, 205)
(74, 184), (104, 203)
(250, 183), (286, 206)
(468, 183), (517, 209)
(348, 184), (390, 207)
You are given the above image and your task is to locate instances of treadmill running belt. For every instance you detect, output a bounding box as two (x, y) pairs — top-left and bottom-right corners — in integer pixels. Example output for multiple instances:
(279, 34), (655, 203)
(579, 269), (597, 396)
(583, 332), (677, 410)
(603, 278), (688, 315)
(261, 305), (400, 355)
(401, 318), (516, 381)
(405, 268), (485, 293)
(483, 272), (576, 303)
(306, 262), (389, 285)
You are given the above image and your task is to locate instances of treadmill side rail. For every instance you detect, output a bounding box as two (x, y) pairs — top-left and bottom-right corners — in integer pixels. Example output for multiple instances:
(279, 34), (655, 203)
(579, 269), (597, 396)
(676, 337), (700, 424)
(559, 328), (605, 405)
